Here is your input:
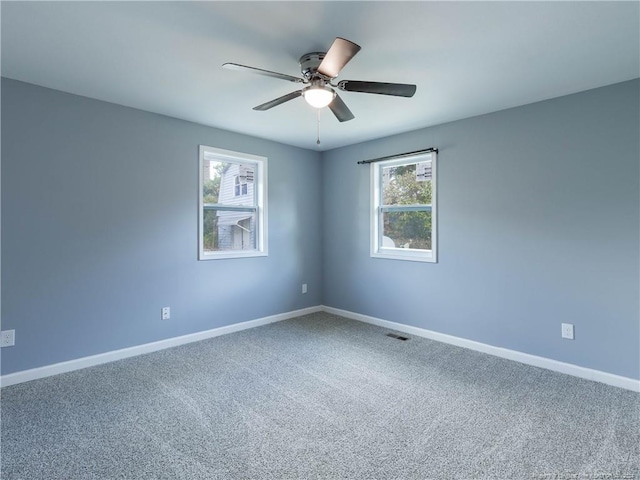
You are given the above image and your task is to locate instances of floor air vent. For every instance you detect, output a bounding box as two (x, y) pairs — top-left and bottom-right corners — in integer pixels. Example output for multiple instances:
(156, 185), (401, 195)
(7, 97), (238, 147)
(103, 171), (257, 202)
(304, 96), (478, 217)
(386, 333), (409, 341)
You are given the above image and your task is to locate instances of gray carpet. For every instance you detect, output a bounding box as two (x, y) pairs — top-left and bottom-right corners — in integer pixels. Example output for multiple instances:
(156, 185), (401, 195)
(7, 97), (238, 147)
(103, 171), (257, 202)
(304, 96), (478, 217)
(1, 312), (639, 479)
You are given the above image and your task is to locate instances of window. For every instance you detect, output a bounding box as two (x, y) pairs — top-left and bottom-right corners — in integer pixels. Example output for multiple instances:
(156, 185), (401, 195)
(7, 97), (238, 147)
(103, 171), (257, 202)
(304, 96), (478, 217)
(234, 176), (248, 196)
(199, 145), (267, 260)
(370, 151), (437, 262)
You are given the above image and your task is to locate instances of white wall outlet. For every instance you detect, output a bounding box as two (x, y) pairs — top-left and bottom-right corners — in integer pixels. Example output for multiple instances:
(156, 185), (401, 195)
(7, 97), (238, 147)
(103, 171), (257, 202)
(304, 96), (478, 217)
(561, 323), (574, 340)
(1, 330), (16, 347)
(161, 307), (171, 320)
(302, 283), (308, 294)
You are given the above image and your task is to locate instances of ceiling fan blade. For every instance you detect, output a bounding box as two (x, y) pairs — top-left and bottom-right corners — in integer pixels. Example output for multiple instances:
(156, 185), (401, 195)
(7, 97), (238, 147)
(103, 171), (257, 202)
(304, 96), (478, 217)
(253, 90), (302, 111)
(317, 37), (361, 79)
(338, 80), (416, 97)
(329, 93), (355, 122)
(223, 63), (302, 83)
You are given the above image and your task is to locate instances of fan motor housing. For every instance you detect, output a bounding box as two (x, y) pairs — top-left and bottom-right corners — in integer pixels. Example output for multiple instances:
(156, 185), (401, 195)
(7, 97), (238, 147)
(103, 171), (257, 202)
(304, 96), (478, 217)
(299, 52), (326, 80)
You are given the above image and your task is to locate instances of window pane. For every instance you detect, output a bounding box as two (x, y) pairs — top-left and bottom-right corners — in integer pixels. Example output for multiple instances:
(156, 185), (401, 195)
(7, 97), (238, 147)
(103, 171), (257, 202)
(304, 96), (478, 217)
(382, 162), (432, 205)
(203, 209), (257, 252)
(203, 160), (255, 207)
(381, 210), (432, 250)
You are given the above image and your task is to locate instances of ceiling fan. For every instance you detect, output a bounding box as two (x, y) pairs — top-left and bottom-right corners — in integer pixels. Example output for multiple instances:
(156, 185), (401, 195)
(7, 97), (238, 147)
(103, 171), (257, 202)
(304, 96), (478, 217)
(223, 37), (417, 122)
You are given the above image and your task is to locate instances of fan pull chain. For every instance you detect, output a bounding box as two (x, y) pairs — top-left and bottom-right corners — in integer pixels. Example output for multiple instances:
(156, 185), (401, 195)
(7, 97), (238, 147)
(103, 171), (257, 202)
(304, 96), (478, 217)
(316, 109), (321, 145)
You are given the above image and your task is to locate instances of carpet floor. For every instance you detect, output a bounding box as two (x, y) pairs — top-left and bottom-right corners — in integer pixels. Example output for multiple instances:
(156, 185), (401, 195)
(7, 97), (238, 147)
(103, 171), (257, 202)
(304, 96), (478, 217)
(1, 312), (639, 479)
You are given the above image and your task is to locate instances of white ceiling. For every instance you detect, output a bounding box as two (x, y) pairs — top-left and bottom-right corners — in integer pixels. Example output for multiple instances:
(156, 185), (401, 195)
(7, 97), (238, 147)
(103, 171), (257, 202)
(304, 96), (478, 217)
(2, 1), (638, 151)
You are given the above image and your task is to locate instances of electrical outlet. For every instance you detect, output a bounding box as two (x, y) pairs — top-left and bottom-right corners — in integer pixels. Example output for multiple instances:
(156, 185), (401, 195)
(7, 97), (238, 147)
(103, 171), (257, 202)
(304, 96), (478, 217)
(161, 307), (171, 320)
(1, 330), (16, 347)
(302, 284), (308, 294)
(561, 323), (574, 340)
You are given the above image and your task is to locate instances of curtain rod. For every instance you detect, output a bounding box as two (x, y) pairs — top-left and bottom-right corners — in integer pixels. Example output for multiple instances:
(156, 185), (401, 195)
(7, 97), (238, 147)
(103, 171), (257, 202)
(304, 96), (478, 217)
(357, 147), (438, 165)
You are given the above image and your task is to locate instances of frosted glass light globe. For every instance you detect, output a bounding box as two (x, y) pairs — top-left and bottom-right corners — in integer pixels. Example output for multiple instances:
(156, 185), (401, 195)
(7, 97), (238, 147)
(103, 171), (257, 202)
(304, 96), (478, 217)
(303, 86), (335, 108)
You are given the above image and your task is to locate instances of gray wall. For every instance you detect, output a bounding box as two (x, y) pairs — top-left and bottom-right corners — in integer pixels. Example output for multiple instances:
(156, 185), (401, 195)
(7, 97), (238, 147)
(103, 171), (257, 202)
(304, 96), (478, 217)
(1, 78), (323, 375)
(3, 78), (639, 381)
(322, 80), (639, 380)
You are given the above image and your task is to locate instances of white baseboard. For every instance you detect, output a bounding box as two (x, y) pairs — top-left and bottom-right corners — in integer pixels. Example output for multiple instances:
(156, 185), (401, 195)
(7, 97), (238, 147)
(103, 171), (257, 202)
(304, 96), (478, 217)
(322, 306), (640, 393)
(3, 304), (638, 393)
(0, 306), (322, 388)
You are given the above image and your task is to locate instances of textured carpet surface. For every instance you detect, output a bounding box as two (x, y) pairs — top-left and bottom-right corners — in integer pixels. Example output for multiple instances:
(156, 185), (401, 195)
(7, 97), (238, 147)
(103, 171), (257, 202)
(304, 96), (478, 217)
(1, 312), (639, 479)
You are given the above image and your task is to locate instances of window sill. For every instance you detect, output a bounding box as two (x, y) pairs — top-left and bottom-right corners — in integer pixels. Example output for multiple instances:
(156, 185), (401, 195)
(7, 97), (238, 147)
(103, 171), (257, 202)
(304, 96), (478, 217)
(199, 250), (268, 261)
(371, 248), (436, 263)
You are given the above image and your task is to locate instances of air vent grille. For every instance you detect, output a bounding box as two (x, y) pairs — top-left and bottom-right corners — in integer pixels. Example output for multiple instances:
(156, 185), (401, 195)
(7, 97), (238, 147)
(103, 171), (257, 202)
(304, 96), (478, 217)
(386, 333), (409, 341)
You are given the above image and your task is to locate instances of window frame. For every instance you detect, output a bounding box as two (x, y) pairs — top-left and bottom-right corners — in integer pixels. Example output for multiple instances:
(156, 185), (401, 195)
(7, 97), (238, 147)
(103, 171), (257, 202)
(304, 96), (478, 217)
(198, 145), (268, 260)
(370, 151), (437, 263)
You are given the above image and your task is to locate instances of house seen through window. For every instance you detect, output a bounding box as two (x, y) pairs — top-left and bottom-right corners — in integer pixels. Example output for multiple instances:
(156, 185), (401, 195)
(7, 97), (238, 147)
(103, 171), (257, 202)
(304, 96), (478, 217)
(199, 146), (267, 260)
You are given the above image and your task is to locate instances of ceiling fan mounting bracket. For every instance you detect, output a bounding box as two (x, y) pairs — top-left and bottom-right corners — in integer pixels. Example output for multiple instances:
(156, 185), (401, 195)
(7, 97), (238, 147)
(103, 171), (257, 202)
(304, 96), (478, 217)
(299, 52), (327, 80)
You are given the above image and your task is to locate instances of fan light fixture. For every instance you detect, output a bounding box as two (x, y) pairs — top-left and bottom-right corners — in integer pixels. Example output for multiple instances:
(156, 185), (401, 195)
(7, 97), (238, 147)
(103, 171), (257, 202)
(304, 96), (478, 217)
(303, 86), (335, 109)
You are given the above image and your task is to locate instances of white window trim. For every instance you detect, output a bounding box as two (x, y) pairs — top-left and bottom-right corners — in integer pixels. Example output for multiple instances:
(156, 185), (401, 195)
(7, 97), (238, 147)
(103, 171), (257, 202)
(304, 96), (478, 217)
(198, 145), (268, 260)
(370, 152), (437, 263)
